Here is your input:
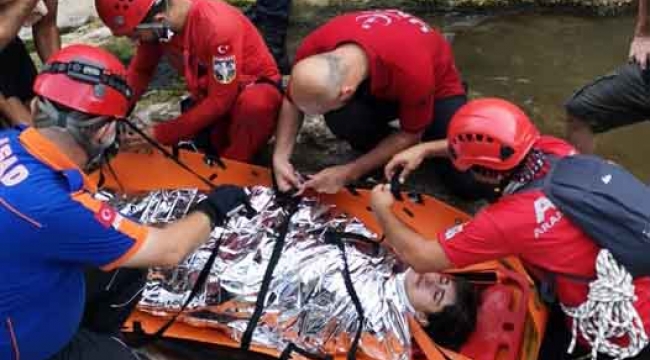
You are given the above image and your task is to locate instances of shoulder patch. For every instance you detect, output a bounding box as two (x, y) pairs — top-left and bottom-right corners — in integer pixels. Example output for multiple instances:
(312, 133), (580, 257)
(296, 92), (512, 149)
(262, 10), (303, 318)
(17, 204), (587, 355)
(213, 55), (236, 84)
(95, 203), (118, 228)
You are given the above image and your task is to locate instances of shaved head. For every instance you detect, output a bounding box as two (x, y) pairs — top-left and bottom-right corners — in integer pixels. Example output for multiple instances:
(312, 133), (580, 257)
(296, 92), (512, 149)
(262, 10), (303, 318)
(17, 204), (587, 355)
(289, 53), (346, 114)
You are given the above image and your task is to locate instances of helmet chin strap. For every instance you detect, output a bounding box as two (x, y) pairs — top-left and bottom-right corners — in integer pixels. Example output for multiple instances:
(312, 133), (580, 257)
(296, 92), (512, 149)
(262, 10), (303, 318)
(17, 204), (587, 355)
(34, 98), (118, 171)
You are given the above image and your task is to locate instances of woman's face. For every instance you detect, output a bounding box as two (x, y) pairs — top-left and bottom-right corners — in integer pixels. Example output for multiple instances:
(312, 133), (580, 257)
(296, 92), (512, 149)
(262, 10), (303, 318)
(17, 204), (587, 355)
(405, 271), (457, 315)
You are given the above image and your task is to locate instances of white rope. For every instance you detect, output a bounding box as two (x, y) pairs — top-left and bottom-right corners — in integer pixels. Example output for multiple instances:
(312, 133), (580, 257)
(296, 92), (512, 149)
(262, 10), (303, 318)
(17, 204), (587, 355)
(562, 249), (648, 360)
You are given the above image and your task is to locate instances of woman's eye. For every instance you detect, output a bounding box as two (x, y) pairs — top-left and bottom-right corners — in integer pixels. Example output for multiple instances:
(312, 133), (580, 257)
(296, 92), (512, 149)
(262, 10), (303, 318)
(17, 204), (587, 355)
(432, 289), (443, 304)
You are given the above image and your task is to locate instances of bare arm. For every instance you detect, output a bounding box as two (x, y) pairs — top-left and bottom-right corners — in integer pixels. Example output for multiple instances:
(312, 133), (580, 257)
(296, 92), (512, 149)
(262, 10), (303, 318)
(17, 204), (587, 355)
(0, 93), (32, 126)
(32, 0), (59, 62)
(0, 0), (40, 50)
(122, 212), (213, 268)
(636, 0), (649, 35)
(303, 130), (421, 194)
(631, 0), (650, 68)
(273, 98), (303, 162)
(272, 97), (304, 191)
(373, 199), (453, 273)
(384, 139), (449, 183)
(347, 130), (421, 181)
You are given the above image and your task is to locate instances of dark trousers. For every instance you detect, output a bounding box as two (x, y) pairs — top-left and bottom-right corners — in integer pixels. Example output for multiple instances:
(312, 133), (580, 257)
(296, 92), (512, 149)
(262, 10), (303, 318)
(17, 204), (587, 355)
(324, 87), (493, 201)
(247, 0), (292, 73)
(48, 269), (147, 360)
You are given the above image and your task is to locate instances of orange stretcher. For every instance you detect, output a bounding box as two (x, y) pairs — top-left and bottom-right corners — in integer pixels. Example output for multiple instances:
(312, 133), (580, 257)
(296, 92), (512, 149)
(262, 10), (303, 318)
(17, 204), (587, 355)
(93, 149), (548, 360)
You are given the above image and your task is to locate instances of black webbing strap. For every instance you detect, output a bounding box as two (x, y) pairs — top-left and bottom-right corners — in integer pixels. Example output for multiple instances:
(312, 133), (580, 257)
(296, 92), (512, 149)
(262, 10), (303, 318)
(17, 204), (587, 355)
(324, 230), (381, 257)
(122, 119), (218, 189)
(130, 233), (224, 347)
(240, 195), (301, 350)
(279, 343), (333, 360)
(324, 230), (366, 360)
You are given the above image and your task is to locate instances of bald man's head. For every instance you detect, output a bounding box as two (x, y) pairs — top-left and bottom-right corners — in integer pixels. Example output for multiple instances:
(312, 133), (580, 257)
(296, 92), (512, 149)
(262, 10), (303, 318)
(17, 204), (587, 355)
(289, 53), (347, 115)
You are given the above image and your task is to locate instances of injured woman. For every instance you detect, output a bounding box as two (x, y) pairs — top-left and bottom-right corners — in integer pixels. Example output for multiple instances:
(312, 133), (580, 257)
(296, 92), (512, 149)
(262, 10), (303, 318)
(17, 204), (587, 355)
(110, 186), (478, 360)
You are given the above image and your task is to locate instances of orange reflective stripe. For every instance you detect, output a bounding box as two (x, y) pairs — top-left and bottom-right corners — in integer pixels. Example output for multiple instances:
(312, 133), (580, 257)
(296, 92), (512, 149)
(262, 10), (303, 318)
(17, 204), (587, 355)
(0, 197), (41, 228)
(71, 191), (149, 271)
(19, 128), (97, 192)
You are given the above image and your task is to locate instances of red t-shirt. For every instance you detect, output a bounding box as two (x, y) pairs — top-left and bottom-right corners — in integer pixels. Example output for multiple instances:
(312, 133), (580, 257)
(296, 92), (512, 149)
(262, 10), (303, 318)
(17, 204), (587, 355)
(438, 136), (650, 343)
(127, 0), (279, 144)
(293, 9), (465, 134)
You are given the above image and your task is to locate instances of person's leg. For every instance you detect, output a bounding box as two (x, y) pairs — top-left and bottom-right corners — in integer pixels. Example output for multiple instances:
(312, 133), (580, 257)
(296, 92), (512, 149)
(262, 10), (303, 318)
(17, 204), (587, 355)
(247, 0), (292, 74)
(219, 82), (283, 162)
(48, 328), (139, 360)
(422, 95), (494, 200)
(565, 63), (650, 154)
(0, 37), (37, 126)
(324, 85), (399, 154)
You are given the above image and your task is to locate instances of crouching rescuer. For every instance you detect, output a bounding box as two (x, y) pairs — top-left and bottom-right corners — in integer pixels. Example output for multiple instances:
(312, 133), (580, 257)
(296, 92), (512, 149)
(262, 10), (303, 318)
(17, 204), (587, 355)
(0, 44), (251, 360)
(373, 98), (650, 360)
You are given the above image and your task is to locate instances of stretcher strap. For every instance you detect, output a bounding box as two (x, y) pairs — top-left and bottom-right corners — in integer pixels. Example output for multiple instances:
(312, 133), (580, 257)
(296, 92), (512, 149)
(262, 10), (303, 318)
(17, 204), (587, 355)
(325, 231), (367, 360)
(279, 343), (333, 360)
(130, 233), (224, 347)
(240, 195), (301, 350)
(324, 230), (381, 256)
(121, 120), (218, 189)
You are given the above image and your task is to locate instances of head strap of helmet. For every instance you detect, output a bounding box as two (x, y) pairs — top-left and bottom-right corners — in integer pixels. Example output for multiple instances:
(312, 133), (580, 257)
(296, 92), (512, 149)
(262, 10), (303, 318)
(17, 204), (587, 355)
(41, 60), (133, 101)
(34, 98), (116, 170)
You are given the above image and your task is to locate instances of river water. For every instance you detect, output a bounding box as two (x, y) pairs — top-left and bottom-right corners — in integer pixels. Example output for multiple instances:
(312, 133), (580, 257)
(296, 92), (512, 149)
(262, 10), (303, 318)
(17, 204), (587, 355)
(449, 13), (650, 179)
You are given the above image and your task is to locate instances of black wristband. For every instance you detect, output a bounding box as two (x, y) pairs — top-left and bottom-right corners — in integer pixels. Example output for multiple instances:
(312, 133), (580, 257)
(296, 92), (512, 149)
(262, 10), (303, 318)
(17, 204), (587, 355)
(190, 200), (222, 228)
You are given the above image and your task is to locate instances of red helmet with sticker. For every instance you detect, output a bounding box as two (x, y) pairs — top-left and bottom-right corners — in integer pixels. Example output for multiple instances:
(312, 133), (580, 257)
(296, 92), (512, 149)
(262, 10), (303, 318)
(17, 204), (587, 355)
(33, 44), (132, 118)
(95, 0), (157, 36)
(447, 98), (540, 172)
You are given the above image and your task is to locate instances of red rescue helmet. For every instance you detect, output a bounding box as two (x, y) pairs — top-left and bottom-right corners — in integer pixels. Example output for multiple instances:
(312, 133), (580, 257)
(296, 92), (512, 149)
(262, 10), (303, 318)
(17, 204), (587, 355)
(447, 98), (540, 172)
(95, 0), (157, 36)
(33, 44), (132, 118)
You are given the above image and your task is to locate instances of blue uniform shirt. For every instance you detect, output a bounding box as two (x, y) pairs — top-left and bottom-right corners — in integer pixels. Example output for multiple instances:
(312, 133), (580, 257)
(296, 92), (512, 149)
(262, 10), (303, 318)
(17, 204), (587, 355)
(0, 127), (148, 360)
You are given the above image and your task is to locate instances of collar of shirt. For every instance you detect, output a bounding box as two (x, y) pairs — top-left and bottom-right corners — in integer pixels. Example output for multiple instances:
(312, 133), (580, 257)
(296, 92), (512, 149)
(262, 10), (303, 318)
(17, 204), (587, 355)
(18, 127), (97, 193)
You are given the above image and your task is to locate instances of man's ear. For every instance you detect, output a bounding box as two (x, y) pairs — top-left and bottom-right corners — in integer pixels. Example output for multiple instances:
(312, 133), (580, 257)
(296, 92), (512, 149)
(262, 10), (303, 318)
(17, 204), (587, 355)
(339, 85), (355, 102)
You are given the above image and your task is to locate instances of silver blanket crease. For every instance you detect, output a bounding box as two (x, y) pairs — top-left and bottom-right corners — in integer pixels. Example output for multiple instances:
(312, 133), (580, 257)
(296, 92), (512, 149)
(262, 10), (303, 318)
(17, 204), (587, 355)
(110, 186), (413, 359)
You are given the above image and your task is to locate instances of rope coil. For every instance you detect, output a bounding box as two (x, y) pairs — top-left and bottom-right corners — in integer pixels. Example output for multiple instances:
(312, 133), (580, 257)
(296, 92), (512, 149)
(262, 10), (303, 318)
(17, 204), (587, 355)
(562, 249), (648, 360)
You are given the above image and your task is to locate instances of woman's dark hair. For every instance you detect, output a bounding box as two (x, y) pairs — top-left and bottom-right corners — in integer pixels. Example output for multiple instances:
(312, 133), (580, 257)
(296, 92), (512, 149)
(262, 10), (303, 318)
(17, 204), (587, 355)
(422, 278), (478, 351)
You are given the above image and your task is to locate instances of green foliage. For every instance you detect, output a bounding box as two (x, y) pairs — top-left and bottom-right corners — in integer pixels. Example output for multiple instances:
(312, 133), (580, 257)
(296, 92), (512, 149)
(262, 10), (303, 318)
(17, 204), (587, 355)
(100, 37), (135, 65)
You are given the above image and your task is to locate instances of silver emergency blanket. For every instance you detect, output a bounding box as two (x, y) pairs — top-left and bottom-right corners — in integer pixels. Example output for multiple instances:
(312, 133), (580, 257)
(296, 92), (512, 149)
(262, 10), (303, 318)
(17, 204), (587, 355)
(111, 186), (414, 360)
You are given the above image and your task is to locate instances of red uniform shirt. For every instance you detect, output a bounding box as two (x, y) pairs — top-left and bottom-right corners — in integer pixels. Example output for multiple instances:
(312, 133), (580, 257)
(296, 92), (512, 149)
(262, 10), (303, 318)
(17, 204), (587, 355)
(293, 9), (465, 134)
(127, 0), (280, 145)
(438, 136), (650, 342)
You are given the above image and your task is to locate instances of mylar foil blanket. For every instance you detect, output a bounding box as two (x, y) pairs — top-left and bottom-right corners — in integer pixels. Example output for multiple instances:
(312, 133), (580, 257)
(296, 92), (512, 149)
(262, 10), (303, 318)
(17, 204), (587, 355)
(110, 186), (413, 360)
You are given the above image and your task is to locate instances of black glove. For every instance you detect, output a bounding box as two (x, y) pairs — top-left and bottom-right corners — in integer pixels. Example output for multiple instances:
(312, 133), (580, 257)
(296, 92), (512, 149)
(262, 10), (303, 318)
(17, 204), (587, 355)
(191, 185), (254, 227)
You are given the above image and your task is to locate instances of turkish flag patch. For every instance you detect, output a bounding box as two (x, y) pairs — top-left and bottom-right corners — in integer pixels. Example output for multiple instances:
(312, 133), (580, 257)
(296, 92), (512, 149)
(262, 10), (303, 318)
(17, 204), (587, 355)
(95, 203), (117, 228)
